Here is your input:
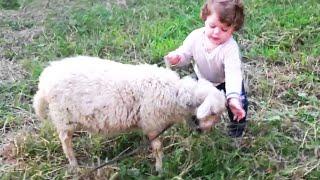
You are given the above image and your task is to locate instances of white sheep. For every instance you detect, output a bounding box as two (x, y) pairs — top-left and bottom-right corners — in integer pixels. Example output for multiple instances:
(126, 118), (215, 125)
(33, 56), (226, 172)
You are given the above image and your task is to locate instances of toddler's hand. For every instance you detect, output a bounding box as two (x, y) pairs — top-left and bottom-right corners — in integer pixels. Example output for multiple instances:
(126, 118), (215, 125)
(228, 98), (246, 122)
(164, 53), (181, 66)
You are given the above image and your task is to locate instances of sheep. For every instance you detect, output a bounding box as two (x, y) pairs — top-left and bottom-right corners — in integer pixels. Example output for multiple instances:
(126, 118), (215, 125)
(33, 56), (226, 172)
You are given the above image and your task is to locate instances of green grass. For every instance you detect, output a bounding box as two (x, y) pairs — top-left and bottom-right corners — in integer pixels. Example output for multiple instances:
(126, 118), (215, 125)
(0, 0), (319, 179)
(243, 0), (320, 62)
(0, 0), (20, 10)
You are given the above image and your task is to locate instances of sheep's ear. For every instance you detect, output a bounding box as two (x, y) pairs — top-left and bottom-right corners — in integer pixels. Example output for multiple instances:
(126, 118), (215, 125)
(196, 97), (212, 119)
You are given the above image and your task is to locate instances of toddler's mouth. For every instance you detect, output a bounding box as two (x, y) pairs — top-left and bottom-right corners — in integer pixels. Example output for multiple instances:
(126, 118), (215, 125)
(210, 37), (220, 42)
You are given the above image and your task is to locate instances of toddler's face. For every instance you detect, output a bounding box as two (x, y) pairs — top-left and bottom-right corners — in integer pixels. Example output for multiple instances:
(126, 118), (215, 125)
(204, 12), (234, 45)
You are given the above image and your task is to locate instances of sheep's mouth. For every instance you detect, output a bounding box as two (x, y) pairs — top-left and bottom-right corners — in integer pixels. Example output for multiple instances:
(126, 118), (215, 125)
(186, 114), (219, 133)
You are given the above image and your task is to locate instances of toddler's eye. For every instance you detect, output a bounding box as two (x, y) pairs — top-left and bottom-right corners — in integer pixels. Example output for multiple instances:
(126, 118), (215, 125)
(222, 28), (228, 32)
(209, 24), (216, 29)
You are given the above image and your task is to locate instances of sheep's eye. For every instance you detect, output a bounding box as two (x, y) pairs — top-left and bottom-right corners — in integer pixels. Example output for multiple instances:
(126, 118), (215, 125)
(186, 102), (192, 108)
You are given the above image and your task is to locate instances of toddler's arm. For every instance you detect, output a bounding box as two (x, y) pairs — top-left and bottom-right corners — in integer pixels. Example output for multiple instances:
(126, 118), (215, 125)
(164, 29), (199, 67)
(223, 41), (246, 121)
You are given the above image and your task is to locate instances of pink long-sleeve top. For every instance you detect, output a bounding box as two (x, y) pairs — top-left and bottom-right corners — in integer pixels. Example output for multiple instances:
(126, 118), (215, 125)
(172, 27), (243, 99)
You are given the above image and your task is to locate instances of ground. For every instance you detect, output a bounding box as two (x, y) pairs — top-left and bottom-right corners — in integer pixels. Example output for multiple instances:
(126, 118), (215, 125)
(0, 0), (319, 179)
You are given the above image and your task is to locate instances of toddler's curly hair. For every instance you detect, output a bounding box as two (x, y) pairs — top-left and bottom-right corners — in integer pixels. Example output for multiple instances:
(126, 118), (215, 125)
(201, 0), (244, 31)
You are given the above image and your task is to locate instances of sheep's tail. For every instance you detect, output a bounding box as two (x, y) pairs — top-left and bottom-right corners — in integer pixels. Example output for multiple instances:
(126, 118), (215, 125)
(33, 89), (48, 120)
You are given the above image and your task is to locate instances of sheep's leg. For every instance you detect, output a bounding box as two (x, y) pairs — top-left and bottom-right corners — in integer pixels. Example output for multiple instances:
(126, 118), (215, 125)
(58, 130), (78, 167)
(148, 132), (163, 172)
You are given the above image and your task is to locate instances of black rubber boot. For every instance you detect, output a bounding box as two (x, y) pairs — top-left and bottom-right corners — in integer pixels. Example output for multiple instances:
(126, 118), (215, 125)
(227, 121), (246, 138)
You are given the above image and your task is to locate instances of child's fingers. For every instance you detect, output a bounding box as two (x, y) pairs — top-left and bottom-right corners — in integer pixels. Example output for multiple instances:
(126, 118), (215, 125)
(164, 56), (171, 68)
(235, 109), (246, 121)
(233, 116), (238, 121)
(228, 98), (246, 121)
(231, 107), (245, 121)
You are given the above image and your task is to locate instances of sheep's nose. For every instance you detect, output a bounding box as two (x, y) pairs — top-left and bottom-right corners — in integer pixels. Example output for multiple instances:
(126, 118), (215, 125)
(191, 115), (199, 125)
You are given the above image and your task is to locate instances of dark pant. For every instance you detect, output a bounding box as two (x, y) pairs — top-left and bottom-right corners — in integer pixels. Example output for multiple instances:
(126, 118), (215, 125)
(216, 82), (249, 137)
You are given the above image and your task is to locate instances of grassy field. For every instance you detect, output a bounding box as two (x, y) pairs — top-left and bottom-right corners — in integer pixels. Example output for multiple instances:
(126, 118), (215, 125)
(0, 0), (319, 179)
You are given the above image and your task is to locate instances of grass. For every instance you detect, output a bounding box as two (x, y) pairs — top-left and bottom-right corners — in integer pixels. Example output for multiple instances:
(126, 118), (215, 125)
(0, 0), (20, 10)
(0, 0), (319, 179)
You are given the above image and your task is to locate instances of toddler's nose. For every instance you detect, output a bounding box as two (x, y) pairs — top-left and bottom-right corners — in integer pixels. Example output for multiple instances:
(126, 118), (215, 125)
(213, 27), (220, 34)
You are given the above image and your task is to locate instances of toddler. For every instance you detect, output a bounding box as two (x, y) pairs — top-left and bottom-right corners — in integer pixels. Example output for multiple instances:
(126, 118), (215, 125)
(164, 0), (248, 137)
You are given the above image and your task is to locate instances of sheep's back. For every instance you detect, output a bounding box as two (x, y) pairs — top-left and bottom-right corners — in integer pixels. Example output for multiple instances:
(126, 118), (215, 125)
(38, 56), (181, 134)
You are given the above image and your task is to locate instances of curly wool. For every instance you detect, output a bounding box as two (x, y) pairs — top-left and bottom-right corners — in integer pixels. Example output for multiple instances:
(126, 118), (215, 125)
(33, 56), (226, 169)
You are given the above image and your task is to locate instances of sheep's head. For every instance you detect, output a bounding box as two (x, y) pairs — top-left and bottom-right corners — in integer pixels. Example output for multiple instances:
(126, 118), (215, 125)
(177, 77), (226, 132)
(192, 79), (226, 132)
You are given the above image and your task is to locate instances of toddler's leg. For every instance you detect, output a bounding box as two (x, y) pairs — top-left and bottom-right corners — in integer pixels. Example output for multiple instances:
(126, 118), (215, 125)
(226, 83), (248, 137)
(216, 82), (249, 137)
